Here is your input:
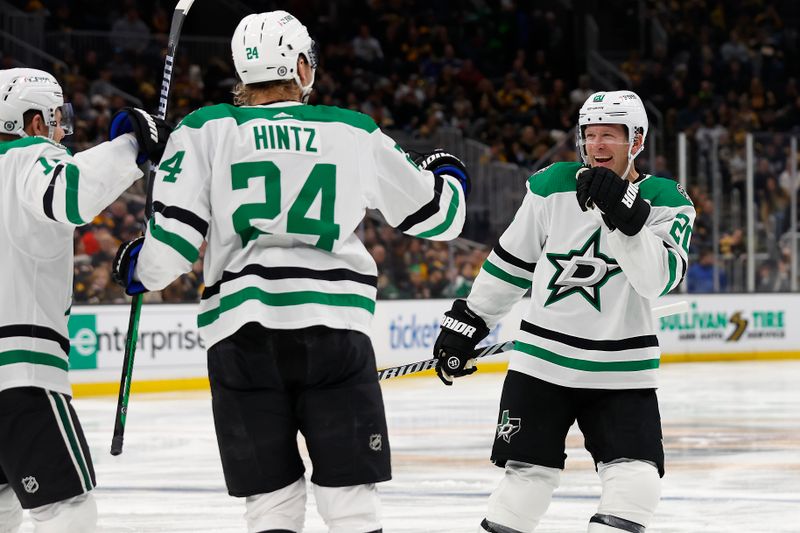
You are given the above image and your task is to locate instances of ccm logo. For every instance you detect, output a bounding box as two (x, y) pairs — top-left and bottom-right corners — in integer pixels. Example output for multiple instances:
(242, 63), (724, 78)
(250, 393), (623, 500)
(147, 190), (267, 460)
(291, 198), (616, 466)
(441, 316), (477, 338)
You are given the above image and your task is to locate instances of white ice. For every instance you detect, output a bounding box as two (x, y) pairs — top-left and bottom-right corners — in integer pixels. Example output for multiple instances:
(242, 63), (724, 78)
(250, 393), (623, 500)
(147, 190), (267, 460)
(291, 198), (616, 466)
(18, 361), (800, 532)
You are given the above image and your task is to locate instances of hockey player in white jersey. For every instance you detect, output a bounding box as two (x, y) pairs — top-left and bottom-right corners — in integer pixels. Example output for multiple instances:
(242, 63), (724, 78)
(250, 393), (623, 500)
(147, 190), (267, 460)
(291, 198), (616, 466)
(432, 91), (695, 532)
(0, 69), (169, 532)
(110, 10), (469, 533)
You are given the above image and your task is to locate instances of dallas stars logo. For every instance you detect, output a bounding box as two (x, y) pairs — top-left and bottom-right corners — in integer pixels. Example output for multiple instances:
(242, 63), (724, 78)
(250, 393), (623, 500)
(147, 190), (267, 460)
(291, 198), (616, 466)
(545, 228), (622, 311)
(496, 409), (521, 443)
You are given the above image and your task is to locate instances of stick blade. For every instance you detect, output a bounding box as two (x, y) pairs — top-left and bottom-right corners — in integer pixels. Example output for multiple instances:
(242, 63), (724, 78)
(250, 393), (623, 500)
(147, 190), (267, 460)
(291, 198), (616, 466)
(110, 435), (124, 456)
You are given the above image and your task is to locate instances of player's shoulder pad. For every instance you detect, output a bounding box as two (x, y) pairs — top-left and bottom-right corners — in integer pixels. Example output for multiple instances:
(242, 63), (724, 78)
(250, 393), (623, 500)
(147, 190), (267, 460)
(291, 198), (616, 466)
(526, 161), (582, 197)
(638, 175), (694, 208)
(176, 103), (236, 130)
(295, 104), (378, 133)
(176, 103), (379, 134)
(0, 135), (71, 157)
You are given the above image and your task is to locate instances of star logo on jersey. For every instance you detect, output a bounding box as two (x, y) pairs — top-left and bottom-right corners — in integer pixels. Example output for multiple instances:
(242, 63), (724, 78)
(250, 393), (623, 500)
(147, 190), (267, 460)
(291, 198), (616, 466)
(544, 228), (622, 311)
(496, 410), (521, 443)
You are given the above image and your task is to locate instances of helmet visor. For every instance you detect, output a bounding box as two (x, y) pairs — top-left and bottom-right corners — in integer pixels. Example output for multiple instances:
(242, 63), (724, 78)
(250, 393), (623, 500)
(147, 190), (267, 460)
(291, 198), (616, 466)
(57, 103), (74, 136)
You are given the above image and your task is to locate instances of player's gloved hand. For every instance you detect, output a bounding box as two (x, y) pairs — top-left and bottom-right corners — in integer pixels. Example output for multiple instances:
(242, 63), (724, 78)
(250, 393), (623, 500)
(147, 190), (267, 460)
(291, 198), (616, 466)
(575, 166), (593, 211)
(433, 299), (490, 386)
(413, 149), (471, 199)
(112, 236), (147, 295)
(583, 166), (651, 236)
(109, 107), (171, 165)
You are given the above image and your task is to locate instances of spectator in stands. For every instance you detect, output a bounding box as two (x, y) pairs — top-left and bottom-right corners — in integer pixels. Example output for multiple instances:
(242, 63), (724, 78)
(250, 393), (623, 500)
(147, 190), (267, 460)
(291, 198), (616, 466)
(687, 248), (727, 293)
(352, 23), (384, 69)
(110, 5), (150, 55)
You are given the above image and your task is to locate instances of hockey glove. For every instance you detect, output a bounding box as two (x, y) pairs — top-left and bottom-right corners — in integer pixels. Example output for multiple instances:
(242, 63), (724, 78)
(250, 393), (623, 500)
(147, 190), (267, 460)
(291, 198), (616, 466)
(575, 166), (593, 211)
(413, 149), (471, 199)
(433, 299), (490, 386)
(109, 107), (171, 165)
(111, 236), (147, 295)
(583, 166), (651, 236)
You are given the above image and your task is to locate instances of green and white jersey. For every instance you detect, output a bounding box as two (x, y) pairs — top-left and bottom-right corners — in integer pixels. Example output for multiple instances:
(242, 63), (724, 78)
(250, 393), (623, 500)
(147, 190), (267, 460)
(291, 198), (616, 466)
(136, 102), (465, 347)
(0, 135), (142, 395)
(468, 161), (695, 389)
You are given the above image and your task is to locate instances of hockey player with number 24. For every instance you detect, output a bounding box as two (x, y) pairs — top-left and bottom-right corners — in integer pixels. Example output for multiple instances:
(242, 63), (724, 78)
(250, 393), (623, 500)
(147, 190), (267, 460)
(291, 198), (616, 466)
(111, 10), (469, 533)
(0, 69), (168, 532)
(432, 91), (695, 533)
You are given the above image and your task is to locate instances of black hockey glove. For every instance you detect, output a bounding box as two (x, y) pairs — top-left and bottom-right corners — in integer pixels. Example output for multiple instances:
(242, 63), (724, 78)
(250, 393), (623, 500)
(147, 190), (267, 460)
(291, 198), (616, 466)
(413, 149), (471, 199)
(575, 166), (593, 211)
(583, 166), (651, 236)
(109, 107), (172, 165)
(111, 236), (147, 295)
(433, 299), (490, 386)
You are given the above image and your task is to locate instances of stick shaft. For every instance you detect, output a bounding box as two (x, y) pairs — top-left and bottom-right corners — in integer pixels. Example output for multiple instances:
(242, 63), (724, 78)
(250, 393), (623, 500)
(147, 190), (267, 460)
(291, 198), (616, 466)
(377, 300), (688, 381)
(111, 0), (195, 456)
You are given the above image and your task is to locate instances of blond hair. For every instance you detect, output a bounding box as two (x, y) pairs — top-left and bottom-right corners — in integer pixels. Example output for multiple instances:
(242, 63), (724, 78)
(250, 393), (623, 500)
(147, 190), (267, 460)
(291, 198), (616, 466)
(232, 80), (298, 106)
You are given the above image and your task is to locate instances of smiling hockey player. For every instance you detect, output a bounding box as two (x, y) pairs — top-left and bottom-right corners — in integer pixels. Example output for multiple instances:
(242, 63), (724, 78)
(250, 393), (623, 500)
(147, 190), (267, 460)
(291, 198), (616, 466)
(432, 90), (696, 532)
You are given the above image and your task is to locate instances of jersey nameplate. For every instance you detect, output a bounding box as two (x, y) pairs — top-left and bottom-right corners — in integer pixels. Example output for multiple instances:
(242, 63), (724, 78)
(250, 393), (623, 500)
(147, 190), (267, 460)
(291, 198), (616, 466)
(252, 124), (320, 154)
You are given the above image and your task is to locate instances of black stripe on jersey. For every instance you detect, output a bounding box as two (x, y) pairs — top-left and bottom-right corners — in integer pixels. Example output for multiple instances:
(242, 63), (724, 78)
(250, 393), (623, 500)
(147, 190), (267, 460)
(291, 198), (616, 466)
(42, 164), (64, 221)
(152, 201), (209, 237)
(0, 324), (71, 355)
(396, 174), (444, 233)
(494, 242), (536, 273)
(520, 320), (659, 351)
(663, 241), (687, 285)
(202, 265), (378, 299)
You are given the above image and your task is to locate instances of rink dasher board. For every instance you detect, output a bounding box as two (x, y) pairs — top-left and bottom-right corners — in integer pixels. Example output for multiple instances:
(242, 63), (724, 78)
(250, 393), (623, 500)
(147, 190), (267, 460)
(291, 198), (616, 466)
(66, 294), (800, 395)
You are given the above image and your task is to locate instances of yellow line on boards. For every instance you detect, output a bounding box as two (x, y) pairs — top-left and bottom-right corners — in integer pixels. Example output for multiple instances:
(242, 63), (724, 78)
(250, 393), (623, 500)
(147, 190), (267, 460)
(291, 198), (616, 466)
(72, 377), (210, 397)
(70, 351), (800, 396)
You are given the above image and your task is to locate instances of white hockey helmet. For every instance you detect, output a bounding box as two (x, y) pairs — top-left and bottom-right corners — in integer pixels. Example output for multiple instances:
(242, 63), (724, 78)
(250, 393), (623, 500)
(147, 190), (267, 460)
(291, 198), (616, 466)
(0, 68), (73, 139)
(577, 90), (648, 165)
(231, 11), (318, 102)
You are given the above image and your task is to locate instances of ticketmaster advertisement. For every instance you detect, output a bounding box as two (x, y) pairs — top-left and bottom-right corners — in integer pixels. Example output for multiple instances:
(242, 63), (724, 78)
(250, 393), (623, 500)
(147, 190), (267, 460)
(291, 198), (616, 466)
(67, 294), (799, 385)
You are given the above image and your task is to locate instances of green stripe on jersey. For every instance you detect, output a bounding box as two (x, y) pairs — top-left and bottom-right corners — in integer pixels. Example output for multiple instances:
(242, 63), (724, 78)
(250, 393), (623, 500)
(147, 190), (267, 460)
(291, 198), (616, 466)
(417, 182), (461, 238)
(49, 392), (93, 491)
(64, 163), (86, 224)
(482, 259), (532, 289)
(0, 136), (70, 156)
(149, 218), (200, 263)
(197, 286), (376, 327)
(178, 103), (378, 133)
(0, 350), (68, 371)
(527, 162), (581, 197)
(515, 341), (660, 372)
(639, 176), (693, 208)
(660, 248), (679, 296)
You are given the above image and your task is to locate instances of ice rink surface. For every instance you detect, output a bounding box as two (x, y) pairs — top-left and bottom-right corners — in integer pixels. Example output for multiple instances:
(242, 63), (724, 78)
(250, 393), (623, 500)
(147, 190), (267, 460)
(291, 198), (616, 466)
(19, 360), (800, 532)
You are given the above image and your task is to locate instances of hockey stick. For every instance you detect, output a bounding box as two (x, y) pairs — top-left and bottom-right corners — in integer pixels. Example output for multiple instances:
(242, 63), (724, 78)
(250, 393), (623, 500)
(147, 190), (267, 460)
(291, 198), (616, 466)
(377, 300), (690, 381)
(111, 0), (196, 456)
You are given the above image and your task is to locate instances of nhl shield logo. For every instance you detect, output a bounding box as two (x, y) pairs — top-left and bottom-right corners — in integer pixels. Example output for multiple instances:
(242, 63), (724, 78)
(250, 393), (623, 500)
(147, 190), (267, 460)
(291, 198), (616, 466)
(496, 410), (521, 443)
(369, 433), (382, 451)
(22, 476), (39, 494)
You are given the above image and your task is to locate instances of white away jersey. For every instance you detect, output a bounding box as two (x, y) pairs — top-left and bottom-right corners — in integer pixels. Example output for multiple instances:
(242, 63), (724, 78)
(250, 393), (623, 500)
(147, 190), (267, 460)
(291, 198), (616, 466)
(468, 161), (695, 389)
(136, 102), (465, 347)
(0, 135), (142, 395)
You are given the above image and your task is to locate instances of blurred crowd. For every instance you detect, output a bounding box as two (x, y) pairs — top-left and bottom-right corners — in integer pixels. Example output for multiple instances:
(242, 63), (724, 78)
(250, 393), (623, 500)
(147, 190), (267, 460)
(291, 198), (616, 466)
(4, 0), (800, 301)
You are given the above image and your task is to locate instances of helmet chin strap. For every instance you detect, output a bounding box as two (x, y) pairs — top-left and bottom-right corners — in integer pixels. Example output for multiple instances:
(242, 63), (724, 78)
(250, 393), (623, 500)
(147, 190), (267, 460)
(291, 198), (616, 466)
(294, 68), (316, 104)
(620, 138), (643, 181)
(619, 157), (635, 181)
